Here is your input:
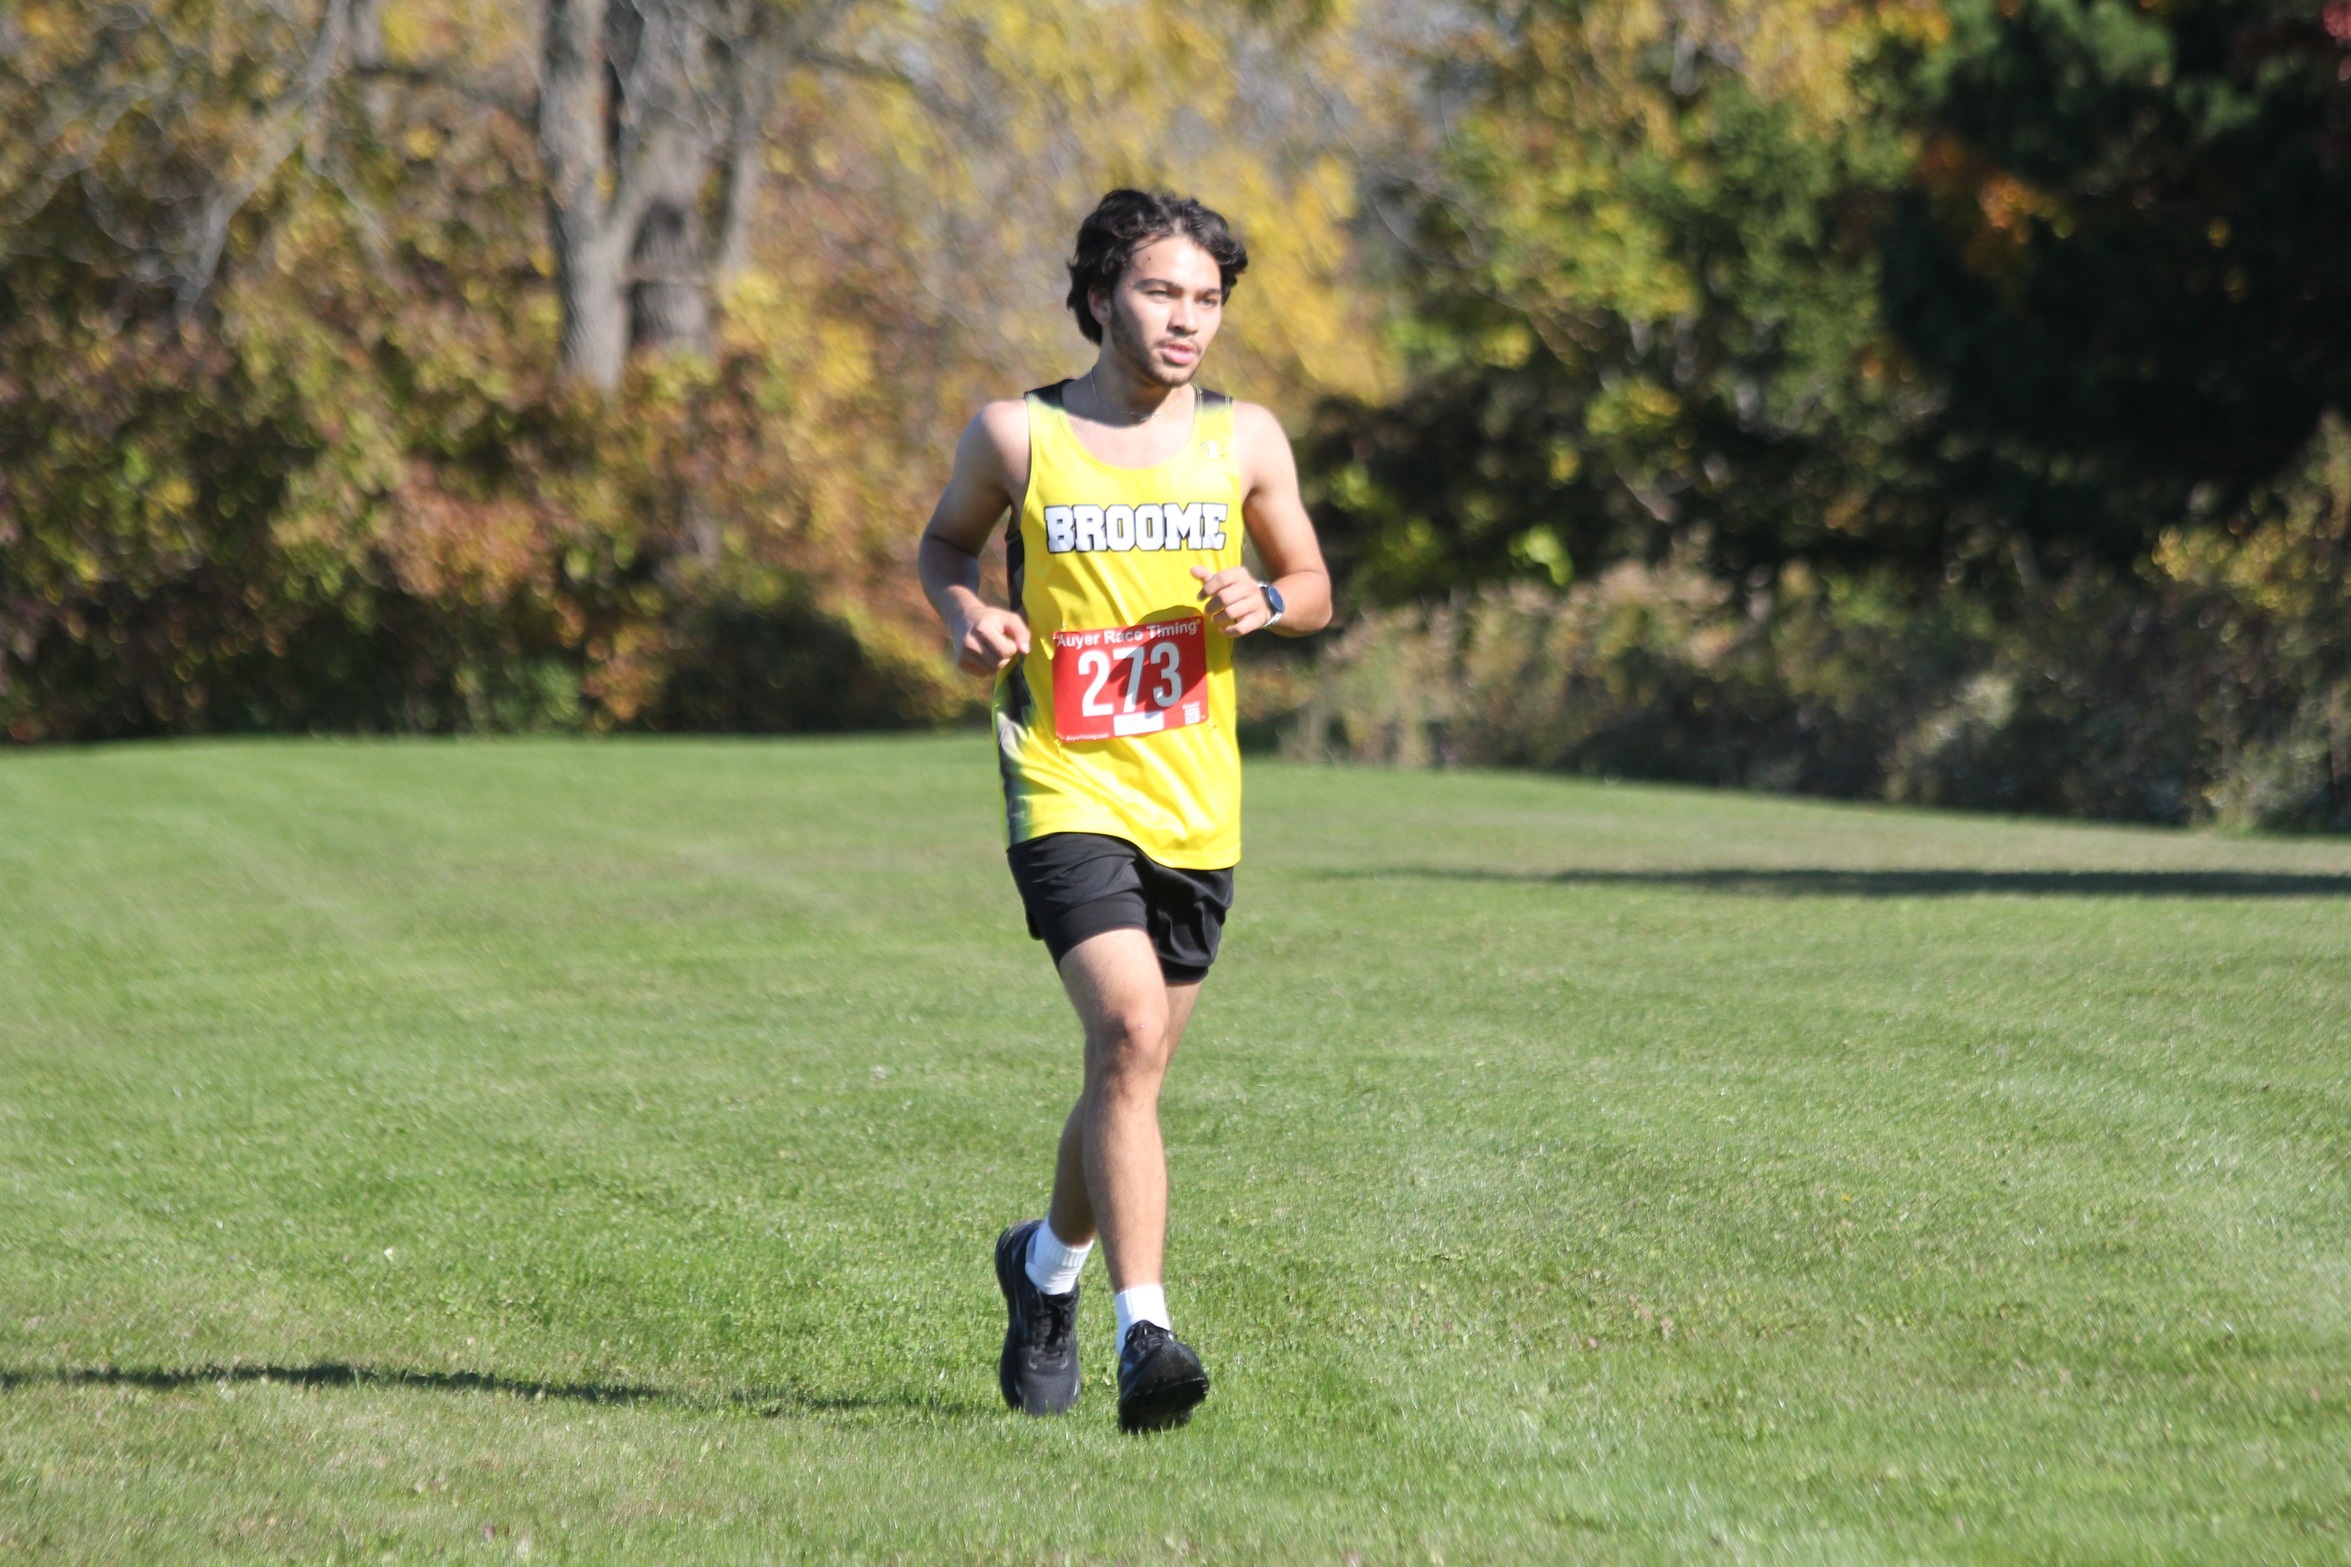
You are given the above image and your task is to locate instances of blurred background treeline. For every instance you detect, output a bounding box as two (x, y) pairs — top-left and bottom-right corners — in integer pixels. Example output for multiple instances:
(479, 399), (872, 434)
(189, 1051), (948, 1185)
(4, 0), (2349, 828)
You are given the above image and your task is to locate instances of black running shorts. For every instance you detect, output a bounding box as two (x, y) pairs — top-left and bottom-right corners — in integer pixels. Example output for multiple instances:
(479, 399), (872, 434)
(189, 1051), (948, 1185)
(1005, 832), (1235, 983)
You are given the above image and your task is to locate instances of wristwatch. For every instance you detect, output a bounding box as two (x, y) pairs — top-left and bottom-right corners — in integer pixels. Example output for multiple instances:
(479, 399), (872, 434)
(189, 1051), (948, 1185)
(1258, 580), (1286, 628)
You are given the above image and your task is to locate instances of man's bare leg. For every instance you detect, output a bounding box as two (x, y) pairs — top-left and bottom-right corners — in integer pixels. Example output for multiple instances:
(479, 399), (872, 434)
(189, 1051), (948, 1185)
(1042, 928), (1201, 1292)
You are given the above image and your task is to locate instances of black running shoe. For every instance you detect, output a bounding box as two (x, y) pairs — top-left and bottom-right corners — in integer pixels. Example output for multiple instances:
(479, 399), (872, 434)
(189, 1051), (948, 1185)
(994, 1220), (1080, 1416)
(1116, 1321), (1210, 1432)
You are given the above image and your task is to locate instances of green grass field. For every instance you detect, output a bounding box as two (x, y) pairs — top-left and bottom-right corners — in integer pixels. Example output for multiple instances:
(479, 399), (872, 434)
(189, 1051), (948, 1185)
(3, 737), (2347, 1564)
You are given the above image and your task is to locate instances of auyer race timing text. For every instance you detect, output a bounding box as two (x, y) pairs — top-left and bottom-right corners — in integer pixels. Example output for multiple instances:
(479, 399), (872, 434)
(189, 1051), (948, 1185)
(1050, 618), (1209, 742)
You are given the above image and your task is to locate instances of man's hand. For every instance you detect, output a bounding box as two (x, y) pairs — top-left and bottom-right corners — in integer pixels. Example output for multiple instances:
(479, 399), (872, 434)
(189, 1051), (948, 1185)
(1192, 566), (1276, 637)
(952, 602), (1033, 675)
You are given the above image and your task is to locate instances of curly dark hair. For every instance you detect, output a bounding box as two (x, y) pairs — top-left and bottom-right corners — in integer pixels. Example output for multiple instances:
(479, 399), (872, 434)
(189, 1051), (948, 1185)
(1065, 189), (1249, 344)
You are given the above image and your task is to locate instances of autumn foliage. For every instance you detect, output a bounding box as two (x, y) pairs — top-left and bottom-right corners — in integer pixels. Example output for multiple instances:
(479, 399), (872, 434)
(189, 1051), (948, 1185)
(0, 0), (1394, 739)
(5, 0), (2349, 827)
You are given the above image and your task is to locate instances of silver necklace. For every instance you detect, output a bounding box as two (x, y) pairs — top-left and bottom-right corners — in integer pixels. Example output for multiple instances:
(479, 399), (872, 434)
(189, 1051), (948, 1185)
(1079, 371), (1180, 427)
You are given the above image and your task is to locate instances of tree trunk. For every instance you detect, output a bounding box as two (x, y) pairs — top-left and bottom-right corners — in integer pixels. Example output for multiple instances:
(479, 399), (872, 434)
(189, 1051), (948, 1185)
(540, 0), (800, 384)
(709, 26), (772, 292)
(350, 0), (386, 67)
(628, 131), (713, 354)
(559, 229), (632, 389)
(541, 0), (634, 388)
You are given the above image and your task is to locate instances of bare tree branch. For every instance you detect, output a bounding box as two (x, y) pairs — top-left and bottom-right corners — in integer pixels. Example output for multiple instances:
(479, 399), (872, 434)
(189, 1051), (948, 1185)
(795, 46), (920, 91)
(178, 0), (354, 313)
(708, 34), (770, 289)
(351, 62), (534, 121)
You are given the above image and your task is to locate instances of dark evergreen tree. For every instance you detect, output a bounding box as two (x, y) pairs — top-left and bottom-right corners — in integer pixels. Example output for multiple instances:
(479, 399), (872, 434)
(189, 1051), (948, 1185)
(1310, 0), (2351, 602)
(1881, 0), (2351, 572)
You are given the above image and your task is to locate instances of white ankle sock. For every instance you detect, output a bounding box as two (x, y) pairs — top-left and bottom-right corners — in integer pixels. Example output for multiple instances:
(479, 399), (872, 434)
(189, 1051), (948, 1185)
(1113, 1285), (1170, 1352)
(1024, 1221), (1091, 1296)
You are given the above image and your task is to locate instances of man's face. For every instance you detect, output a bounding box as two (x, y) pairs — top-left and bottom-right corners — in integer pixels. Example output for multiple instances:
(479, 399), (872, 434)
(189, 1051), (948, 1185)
(1093, 236), (1225, 388)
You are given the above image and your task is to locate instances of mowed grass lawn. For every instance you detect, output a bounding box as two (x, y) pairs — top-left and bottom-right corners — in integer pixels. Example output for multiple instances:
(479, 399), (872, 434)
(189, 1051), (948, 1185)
(2, 737), (2348, 1564)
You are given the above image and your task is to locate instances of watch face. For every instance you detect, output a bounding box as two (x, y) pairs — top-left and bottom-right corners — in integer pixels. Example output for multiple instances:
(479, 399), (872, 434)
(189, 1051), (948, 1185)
(1264, 583), (1286, 617)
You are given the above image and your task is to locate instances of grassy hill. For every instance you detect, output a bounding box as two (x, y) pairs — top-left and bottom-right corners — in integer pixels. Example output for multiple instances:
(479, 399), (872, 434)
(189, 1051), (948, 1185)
(2, 737), (2346, 1562)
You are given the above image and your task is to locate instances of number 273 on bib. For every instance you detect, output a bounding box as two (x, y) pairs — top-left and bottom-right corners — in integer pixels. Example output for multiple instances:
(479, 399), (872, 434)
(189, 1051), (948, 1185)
(1050, 617), (1209, 742)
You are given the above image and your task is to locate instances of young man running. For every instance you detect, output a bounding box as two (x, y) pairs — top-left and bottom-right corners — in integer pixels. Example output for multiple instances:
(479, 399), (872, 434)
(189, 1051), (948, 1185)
(917, 189), (1331, 1431)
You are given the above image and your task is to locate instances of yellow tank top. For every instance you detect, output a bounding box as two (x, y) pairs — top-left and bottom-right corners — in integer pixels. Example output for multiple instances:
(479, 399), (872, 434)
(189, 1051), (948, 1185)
(993, 382), (1245, 868)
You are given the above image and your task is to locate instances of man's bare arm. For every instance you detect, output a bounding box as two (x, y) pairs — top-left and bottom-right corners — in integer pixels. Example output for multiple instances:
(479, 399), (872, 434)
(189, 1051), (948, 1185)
(918, 402), (1034, 676)
(1192, 401), (1333, 637)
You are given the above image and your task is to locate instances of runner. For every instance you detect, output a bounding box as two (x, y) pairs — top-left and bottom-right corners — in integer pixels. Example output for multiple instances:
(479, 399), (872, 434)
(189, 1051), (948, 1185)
(917, 189), (1331, 1431)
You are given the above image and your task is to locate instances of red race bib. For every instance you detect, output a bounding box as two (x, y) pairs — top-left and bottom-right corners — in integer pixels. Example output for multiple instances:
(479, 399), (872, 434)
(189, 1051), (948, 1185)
(1050, 616), (1209, 742)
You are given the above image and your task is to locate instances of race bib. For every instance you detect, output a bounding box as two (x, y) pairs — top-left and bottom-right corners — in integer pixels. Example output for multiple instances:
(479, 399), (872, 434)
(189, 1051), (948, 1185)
(1051, 616), (1209, 741)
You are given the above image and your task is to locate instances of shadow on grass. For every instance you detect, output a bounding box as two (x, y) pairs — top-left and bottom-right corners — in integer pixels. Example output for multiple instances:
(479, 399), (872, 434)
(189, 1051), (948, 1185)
(0, 1363), (985, 1419)
(1339, 867), (2351, 899)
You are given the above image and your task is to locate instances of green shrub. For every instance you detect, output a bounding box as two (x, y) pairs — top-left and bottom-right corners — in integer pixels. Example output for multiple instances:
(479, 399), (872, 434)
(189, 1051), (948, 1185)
(0, 258), (958, 742)
(1282, 420), (2351, 831)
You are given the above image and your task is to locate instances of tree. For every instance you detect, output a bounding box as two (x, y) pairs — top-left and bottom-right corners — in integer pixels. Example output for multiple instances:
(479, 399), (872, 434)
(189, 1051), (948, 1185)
(1878, 0), (2351, 568)
(1315, 0), (2351, 603)
(1301, 0), (1942, 602)
(0, 0), (359, 317)
(1, 0), (1410, 739)
(539, 0), (856, 386)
